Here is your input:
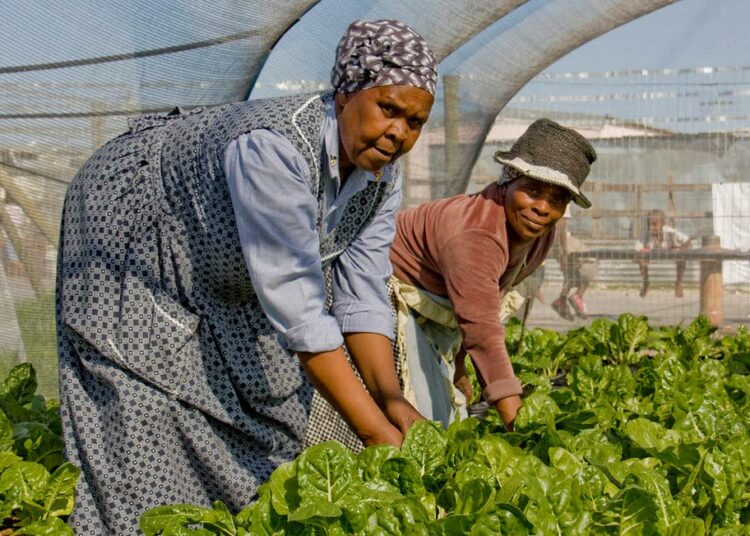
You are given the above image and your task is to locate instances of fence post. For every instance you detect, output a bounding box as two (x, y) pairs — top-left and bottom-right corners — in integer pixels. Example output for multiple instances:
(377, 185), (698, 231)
(591, 181), (603, 239)
(699, 235), (723, 326)
(633, 183), (642, 240)
(442, 74), (459, 199)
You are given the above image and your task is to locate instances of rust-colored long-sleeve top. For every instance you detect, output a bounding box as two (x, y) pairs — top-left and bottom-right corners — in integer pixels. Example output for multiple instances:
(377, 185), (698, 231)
(389, 183), (555, 402)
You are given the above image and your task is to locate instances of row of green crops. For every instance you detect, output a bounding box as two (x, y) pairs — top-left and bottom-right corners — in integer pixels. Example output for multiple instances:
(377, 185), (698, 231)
(0, 364), (79, 535)
(1, 314), (746, 534)
(142, 314), (750, 535)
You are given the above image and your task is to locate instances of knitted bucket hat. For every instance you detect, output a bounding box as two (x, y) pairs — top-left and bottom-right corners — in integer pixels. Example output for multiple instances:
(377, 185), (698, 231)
(493, 118), (597, 208)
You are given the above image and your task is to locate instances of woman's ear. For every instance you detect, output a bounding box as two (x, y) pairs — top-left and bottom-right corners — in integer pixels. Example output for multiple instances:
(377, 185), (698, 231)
(335, 92), (352, 113)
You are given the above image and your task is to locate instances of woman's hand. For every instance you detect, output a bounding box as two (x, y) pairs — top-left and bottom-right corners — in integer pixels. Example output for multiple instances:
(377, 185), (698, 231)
(493, 394), (522, 431)
(344, 333), (426, 436)
(452, 349), (474, 402)
(383, 395), (425, 436)
(298, 347), (403, 448)
(360, 421), (404, 448)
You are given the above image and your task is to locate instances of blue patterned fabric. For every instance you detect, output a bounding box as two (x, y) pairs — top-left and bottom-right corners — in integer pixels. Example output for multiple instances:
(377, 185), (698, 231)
(56, 92), (397, 534)
(223, 101), (399, 353)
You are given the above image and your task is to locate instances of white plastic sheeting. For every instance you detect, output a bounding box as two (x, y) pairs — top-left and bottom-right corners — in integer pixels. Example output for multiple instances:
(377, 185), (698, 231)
(712, 183), (750, 284)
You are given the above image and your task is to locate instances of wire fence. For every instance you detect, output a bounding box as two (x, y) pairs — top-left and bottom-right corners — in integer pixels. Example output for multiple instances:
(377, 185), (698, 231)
(1, 64), (749, 396)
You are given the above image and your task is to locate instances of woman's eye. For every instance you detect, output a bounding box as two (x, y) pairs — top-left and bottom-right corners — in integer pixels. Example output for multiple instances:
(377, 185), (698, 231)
(380, 104), (395, 117)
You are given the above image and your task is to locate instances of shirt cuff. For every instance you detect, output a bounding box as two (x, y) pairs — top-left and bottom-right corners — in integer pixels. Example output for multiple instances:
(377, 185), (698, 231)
(482, 377), (523, 404)
(333, 302), (395, 338)
(283, 314), (344, 353)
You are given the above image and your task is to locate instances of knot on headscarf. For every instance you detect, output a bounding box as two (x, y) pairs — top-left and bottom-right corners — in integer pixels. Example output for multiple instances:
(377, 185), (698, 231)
(332, 20), (437, 95)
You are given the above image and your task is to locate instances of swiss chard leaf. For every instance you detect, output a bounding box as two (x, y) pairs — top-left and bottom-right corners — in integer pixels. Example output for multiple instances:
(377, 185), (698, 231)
(400, 421), (446, 478)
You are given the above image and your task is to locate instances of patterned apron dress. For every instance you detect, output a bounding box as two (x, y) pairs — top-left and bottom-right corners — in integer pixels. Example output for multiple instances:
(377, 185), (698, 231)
(56, 92), (396, 534)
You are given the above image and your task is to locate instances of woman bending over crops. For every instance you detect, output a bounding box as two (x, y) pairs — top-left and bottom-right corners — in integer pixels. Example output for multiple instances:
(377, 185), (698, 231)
(389, 119), (596, 430)
(56, 20), (435, 534)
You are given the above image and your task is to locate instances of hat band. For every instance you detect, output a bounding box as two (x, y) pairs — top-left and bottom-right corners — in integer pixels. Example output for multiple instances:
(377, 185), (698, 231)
(498, 156), (580, 195)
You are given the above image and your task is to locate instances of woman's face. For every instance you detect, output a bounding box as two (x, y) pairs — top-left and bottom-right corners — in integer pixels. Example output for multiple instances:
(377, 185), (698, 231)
(648, 213), (665, 235)
(504, 175), (570, 243)
(336, 85), (434, 177)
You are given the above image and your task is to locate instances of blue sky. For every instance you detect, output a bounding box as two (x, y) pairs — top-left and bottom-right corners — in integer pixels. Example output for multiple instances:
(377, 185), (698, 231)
(547, 0), (749, 72)
(254, 0), (750, 93)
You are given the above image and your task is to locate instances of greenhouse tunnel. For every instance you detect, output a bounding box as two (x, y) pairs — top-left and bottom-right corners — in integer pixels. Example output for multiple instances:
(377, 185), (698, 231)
(2, 0), (749, 400)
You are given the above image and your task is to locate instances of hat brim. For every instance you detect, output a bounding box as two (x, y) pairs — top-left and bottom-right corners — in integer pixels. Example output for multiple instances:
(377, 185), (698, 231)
(494, 152), (592, 209)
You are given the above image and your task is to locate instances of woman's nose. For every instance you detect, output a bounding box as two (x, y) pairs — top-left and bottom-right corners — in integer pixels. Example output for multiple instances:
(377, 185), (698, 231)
(387, 119), (408, 142)
(532, 197), (551, 216)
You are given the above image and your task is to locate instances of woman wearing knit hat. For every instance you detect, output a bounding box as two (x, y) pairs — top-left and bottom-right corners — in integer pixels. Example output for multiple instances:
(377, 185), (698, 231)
(56, 19), (435, 533)
(388, 118), (596, 430)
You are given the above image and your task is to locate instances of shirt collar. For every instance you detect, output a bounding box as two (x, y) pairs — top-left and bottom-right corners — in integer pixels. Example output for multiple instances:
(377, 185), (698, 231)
(321, 97), (395, 185)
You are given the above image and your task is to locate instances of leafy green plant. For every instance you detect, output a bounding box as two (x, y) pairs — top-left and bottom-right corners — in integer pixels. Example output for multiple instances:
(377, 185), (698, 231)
(142, 316), (750, 535)
(0, 364), (79, 535)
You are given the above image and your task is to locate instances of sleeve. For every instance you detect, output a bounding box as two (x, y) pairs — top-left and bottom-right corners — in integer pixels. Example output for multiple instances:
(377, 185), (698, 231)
(224, 130), (343, 353)
(667, 226), (690, 247)
(437, 231), (523, 403)
(330, 173), (402, 338)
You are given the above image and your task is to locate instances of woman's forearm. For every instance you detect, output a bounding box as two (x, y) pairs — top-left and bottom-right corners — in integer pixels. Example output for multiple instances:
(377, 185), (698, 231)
(297, 346), (400, 446)
(344, 332), (424, 435)
(343, 332), (403, 406)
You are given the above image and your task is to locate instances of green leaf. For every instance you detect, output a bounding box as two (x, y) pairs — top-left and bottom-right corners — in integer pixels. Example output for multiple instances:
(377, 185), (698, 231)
(400, 421), (446, 477)
(0, 450), (21, 470)
(13, 421), (65, 471)
(444, 436), (478, 469)
(667, 518), (705, 536)
(455, 479), (494, 515)
(43, 461), (80, 518)
(0, 409), (13, 452)
(492, 504), (534, 535)
(618, 487), (658, 535)
(357, 445), (400, 492)
(380, 457), (425, 498)
(203, 500), (237, 534)
(162, 522), (215, 535)
(474, 437), (527, 491)
(611, 313), (650, 365)
(364, 497), (429, 535)
(513, 392), (560, 433)
(0, 363), (37, 405)
(0, 460), (50, 504)
(342, 500), (380, 533)
(243, 493), (286, 536)
(568, 355), (606, 400)
(624, 418), (680, 453)
(267, 461), (300, 515)
(625, 465), (684, 531)
(296, 441), (356, 506)
(287, 500), (341, 523)
(139, 504), (221, 536)
(13, 515), (74, 535)
(454, 459), (496, 488)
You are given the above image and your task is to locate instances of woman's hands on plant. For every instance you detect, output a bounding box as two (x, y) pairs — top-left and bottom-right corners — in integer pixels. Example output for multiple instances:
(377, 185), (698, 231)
(452, 349), (475, 402)
(494, 394), (522, 431)
(360, 421), (404, 448)
(383, 395), (425, 436)
(345, 332), (427, 440)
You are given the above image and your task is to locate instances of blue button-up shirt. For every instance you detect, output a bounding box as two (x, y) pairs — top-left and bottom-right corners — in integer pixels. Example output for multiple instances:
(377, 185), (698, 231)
(224, 101), (400, 353)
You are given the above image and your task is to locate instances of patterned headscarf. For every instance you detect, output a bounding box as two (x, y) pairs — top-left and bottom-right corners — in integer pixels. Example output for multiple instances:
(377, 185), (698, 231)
(331, 19), (437, 95)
